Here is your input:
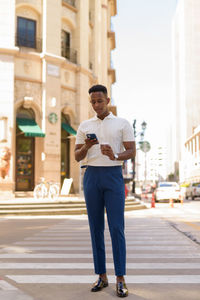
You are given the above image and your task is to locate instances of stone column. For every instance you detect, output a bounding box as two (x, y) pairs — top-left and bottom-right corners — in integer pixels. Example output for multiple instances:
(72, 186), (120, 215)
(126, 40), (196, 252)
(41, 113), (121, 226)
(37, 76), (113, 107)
(92, 0), (102, 80)
(0, 0), (16, 198)
(41, 0), (63, 183)
(101, 0), (108, 85)
(74, 0), (90, 194)
(75, 0), (90, 124)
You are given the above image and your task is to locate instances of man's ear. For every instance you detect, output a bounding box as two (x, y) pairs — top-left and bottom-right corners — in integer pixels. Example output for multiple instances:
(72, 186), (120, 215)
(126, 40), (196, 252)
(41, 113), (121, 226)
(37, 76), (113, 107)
(107, 97), (110, 104)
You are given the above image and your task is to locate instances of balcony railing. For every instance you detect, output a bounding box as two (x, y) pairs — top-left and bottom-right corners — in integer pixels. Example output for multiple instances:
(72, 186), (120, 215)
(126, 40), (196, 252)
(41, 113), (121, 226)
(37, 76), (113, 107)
(63, 0), (76, 7)
(15, 35), (42, 52)
(61, 44), (77, 64)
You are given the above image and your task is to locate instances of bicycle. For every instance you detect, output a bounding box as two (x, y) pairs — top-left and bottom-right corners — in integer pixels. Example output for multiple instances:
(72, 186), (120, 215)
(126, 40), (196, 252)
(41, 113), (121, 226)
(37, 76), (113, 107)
(34, 177), (60, 201)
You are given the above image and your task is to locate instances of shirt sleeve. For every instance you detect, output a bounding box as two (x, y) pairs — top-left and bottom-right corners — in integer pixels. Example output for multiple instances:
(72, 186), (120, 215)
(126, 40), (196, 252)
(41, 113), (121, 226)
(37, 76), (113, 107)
(75, 124), (86, 144)
(122, 120), (135, 142)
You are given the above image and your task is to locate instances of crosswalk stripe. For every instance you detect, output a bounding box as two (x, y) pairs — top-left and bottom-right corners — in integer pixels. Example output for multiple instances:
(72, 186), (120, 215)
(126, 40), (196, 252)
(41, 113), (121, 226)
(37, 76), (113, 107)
(0, 279), (18, 290)
(37, 229), (175, 233)
(13, 240), (191, 245)
(7, 275), (200, 284)
(0, 279), (34, 299)
(0, 253), (199, 258)
(2, 217), (200, 293)
(2, 262), (200, 269)
(23, 235), (185, 241)
(1, 245), (195, 251)
(32, 233), (179, 237)
(15, 240), (186, 245)
(41, 231), (174, 234)
(44, 226), (169, 229)
(43, 229), (171, 233)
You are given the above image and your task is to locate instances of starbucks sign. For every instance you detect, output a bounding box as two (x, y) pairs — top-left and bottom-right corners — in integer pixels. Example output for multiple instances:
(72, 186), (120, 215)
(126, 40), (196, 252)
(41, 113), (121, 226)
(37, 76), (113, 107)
(48, 113), (58, 124)
(140, 141), (151, 153)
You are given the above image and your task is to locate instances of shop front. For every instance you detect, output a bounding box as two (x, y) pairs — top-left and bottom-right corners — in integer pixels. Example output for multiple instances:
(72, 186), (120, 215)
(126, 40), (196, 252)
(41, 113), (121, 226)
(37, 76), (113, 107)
(16, 136), (34, 191)
(15, 108), (45, 191)
(61, 113), (76, 187)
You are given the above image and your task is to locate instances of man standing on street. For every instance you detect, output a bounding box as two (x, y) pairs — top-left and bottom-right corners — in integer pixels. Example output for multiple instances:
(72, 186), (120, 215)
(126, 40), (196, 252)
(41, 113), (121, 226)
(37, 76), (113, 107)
(75, 84), (136, 297)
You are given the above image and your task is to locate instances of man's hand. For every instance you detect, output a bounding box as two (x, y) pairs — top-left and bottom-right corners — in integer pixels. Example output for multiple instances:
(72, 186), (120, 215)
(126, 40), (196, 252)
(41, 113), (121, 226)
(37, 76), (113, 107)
(75, 138), (98, 162)
(100, 144), (115, 160)
(85, 138), (98, 149)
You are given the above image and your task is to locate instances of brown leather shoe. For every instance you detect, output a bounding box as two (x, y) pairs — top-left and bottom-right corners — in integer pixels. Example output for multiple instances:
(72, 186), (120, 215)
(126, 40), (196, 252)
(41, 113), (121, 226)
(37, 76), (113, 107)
(91, 277), (109, 292)
(116, 281), (128, 297)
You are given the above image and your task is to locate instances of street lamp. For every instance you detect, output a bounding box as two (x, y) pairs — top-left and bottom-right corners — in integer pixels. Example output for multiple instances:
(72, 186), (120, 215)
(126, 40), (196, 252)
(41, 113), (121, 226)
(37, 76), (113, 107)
(141, 121), (147, 131)
(132, 120), (147, 193)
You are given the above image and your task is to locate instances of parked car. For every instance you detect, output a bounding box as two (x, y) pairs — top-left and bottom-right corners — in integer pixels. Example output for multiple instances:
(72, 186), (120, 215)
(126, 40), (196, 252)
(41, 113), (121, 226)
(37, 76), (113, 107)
(155, 182), (181, 202)
(185, 182), (200, 199)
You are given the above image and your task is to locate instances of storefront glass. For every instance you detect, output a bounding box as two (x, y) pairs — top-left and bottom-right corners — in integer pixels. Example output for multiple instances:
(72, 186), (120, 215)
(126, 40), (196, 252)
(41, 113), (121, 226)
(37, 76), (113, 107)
(16, 137), (34, 191)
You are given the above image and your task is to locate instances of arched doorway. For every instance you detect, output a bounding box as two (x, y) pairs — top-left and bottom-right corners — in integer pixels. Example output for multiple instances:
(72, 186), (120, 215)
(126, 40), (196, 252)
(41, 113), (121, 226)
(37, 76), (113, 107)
(15, 107), (45, 191)
(61, 114), (70, 187)
(16, 108), (35, 191)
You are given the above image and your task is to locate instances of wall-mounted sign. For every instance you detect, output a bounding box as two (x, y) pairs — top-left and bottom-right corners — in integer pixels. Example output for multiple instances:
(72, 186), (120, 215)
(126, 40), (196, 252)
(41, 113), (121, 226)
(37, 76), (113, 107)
(47, 63), (59, 77)
(48, 113), (58, 124)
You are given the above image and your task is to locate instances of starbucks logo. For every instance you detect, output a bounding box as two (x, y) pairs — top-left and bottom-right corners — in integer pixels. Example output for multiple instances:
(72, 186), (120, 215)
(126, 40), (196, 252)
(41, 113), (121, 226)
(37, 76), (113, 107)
(48, 113), (58, 124)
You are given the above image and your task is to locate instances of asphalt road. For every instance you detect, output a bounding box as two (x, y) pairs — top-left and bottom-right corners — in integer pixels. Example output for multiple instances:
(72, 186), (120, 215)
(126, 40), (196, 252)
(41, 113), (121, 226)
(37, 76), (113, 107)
(0, 199), (200, 300)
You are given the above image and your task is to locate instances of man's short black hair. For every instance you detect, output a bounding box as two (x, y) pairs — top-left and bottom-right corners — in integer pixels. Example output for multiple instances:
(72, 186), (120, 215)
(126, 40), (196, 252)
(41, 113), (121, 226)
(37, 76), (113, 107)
(88, 84), (107, 96)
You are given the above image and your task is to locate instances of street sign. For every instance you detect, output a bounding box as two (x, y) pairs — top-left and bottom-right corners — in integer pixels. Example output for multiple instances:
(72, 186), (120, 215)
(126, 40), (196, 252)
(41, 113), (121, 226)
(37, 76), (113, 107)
(140, 141), (151, 153)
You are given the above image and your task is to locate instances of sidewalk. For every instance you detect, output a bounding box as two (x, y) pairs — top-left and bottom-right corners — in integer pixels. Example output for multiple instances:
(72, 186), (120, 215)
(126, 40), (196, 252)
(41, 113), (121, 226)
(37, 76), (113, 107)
(0, 194), (147, 216)
(0, 194), (85, 204)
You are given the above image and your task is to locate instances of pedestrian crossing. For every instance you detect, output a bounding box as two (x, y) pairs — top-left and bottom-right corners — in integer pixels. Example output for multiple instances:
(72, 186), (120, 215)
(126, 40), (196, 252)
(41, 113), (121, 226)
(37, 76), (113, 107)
(1, 217), (200, 297)
(2, 262), (200, 269)
(6, 275), (200, 284)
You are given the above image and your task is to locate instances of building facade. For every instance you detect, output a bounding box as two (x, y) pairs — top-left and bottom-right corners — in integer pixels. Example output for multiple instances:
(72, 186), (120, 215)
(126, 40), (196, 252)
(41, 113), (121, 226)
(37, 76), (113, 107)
(172, 0), (200, 183)
(181, 125), (200, 182)
(0, 0), (117, 198)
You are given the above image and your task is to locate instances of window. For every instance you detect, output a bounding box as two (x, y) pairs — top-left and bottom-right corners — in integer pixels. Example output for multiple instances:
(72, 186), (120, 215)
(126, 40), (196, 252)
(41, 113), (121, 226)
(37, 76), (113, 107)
(61, 30), (77, 63)
(63, 0), (76, 7)
(17, 17), (36, 48)
(16, 107), (35, 120)
(61, 30), (70, 59)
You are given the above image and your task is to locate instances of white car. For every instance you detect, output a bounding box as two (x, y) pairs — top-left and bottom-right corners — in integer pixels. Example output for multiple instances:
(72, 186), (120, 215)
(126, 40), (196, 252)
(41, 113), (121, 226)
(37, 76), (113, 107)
(155, 182), (181, 202)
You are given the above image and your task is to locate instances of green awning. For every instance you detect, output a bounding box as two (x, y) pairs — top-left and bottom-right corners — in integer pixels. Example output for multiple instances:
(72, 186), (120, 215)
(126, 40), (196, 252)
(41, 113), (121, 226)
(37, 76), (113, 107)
(17, 118), (45, 137)
(62, 123), (76, 136)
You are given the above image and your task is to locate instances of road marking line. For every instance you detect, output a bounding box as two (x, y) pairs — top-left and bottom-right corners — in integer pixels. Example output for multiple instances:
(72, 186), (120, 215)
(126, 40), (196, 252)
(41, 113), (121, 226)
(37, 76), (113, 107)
(2, 262), (200, 269)
(6, 275), (200, 284)
(13, 240), (190, 245)
(0, 279), (18, 290)
(64, 230), (175, 232)
(32, 232), (177, 237)
(1, 245), (195, 251)
(43, 229), (171, 233)
(44, 230), (172, 233)
(0, 253), (199, 258)
(183, 221), (200, 231)
(0, 279), (34, 299)
(23, 235), (184, 241)
(15, 240), (185, 245)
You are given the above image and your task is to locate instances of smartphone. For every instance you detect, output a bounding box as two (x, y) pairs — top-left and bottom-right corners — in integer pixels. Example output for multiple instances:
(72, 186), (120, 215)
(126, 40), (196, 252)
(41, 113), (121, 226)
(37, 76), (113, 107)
(86, 133), (98, 140)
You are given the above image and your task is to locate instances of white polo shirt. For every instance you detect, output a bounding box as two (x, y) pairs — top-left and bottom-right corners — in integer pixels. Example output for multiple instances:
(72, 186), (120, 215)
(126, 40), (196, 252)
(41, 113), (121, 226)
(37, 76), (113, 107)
(75, 113), (135, 166)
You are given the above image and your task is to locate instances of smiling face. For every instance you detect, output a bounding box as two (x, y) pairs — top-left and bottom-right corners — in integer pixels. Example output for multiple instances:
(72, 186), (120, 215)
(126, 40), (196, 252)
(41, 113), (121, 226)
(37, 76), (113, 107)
(90, 91), (110, 119)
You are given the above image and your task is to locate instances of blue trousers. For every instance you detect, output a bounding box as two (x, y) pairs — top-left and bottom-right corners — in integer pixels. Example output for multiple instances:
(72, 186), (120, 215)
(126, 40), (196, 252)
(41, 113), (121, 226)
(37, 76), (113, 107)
(83, 166), (126, 276)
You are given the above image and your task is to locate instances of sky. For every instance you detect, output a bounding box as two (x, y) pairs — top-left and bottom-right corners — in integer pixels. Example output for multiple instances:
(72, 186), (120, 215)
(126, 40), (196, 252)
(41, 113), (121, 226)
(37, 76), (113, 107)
(112, 0), (178, 148)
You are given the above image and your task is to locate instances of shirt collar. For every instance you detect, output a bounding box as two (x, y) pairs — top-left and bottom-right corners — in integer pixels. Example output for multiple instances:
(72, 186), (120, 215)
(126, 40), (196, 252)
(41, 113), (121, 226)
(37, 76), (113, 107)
(92, 112), (116, 121)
